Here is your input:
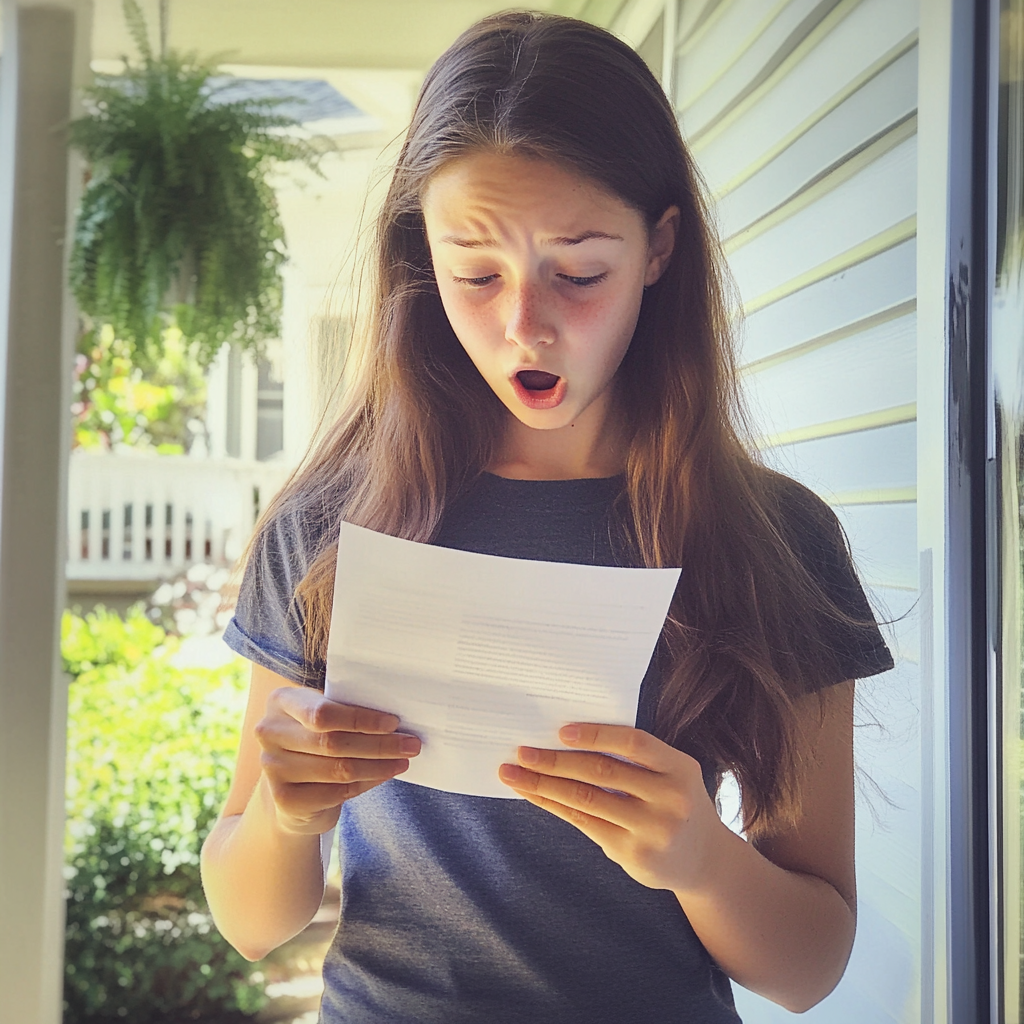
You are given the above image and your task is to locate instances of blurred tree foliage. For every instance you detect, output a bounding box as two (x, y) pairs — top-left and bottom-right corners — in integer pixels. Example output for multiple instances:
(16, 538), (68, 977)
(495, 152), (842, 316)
(72, 324), (207, 453)
(62, 606), (266, 1022)
(68, 0), (326, 366)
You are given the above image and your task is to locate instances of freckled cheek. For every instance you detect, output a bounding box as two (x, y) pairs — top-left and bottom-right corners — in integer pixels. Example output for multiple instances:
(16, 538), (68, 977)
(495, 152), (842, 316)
(439, 304), (513, 389)
(438, 293), (498, 346)
(565, 294), (618, 333)
(575, 277), (642, 325)
(564, 293), (641, 353)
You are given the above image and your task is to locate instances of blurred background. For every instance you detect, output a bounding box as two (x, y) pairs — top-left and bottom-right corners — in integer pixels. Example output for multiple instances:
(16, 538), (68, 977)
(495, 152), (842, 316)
(0, 1), (1021, 1023)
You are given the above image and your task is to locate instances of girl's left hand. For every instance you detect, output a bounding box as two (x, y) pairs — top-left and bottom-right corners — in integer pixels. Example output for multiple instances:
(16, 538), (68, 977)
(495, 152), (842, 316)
(497, 723), (726, 894)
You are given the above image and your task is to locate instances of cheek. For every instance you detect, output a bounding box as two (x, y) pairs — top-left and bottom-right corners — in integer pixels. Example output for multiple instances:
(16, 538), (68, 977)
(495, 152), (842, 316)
(436, 285), (492, 344)
(568, 289), (643, 363)
(571, 292), (632, 332)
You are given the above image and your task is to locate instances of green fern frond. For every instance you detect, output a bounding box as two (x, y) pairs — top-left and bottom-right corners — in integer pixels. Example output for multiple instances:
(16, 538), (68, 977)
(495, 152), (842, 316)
(121, 0), (153, 65)
(68, 3), (328, 366)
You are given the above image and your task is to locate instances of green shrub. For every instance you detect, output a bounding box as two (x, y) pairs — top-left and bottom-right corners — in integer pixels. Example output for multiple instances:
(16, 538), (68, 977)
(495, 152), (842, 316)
(72, 324), (207, 454)
(62, 606), (266, 1023)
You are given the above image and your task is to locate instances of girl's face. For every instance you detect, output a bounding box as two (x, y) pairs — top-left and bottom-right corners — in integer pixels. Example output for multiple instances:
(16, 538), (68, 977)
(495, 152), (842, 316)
(422, 152), (677, 443)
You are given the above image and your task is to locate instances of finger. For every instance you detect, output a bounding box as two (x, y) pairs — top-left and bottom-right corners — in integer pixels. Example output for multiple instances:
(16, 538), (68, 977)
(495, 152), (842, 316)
(256, 713), (421, 759)
(309, 728), (421, 761)
(498, 762), (640, 831)
(270, 778), (385, 822)
(262, 748), (412, 786)
(558, 724), (675, 771)
(514, 745), (661, 801)
(272, 687), (401, 735)
(509, 784), (627, 849)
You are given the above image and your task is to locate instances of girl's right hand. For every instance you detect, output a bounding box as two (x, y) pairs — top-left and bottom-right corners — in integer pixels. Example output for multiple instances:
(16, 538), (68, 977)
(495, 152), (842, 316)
(254, 686), (420, 835)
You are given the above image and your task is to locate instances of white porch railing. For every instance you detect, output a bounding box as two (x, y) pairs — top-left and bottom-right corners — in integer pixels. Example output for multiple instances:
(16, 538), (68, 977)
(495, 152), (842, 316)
(66, 452), (293, 581)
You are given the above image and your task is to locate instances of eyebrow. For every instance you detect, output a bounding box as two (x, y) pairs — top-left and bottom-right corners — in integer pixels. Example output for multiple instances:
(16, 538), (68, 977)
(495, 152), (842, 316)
(437, 230), (624, 248)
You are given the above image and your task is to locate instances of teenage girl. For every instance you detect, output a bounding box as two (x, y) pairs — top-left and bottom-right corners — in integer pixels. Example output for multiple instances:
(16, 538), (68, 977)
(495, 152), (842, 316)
(200, 12), (894, 1023)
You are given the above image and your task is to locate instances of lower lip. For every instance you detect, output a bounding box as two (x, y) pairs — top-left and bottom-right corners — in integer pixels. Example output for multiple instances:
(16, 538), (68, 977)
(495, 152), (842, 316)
(511, 375), (567, 410)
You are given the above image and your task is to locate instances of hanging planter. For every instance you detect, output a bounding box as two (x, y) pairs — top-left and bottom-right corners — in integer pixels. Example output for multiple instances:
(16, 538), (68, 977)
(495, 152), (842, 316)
(68, 0), (326, 366)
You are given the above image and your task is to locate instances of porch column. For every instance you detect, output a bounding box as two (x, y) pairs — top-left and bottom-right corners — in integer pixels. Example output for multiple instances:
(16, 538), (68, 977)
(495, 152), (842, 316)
(0, 2), (91, 1022)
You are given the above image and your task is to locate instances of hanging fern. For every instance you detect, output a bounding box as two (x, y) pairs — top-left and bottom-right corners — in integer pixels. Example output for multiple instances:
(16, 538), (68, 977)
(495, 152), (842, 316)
(68, 0), (326, 366)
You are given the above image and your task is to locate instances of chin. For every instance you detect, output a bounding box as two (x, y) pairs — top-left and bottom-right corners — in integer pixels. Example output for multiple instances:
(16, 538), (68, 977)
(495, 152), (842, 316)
(507, 405), (580, 431)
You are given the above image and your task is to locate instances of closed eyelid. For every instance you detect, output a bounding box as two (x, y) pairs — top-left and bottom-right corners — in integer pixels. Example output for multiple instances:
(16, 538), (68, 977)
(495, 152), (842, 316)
(557, 271), (608, 286)
(450, 269), (608, 287)
(451, 273), (499, 286)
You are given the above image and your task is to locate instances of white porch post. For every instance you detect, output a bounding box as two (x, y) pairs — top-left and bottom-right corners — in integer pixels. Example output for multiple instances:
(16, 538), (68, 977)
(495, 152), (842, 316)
(0, 2), (91, 1022)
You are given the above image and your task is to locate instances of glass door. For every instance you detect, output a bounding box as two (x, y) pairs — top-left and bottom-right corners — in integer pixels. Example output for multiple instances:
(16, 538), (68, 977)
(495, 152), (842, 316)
(994, 4), (1024, 1020)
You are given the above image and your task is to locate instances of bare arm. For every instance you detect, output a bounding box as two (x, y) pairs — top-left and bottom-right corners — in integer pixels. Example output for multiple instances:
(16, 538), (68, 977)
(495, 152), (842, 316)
(498, 680), (856, 1013)
(674, 680), (856, 1011)
(200, 664), (420, 961)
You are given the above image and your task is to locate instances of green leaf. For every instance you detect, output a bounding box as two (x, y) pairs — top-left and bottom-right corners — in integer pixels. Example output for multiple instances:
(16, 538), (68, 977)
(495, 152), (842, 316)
(62, 605), (266, 1022)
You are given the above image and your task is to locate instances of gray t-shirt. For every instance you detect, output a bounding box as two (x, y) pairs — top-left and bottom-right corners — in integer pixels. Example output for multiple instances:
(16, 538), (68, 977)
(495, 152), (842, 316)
(224, 472), (893, 1023)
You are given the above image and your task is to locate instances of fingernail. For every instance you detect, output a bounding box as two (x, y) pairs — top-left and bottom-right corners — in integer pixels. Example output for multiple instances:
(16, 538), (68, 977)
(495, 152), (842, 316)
(518, 746), (540, 763)
(399, 736), (420, 755)
(560, 725), (580, 742)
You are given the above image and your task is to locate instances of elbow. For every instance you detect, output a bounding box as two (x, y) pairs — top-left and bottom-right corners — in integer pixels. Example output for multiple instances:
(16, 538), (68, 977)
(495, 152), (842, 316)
(773, 946), (854, 1013)
(210, 915), (282, 963)
(203, 900), (287, 963)
(234, 941), (274, 963)
(204, 909), (276, 963)
(741, 964), (848, 1014)
(764, 920), (856, 1013)
(780, 983), (840, 1015)
(199, 832), (274, 963)
(779, 990), (833, 1015)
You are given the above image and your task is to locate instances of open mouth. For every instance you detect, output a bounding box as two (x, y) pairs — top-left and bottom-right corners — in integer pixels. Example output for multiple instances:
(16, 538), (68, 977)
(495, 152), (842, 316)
(516, 370), (560, 392)
(511, 369), (566, 410)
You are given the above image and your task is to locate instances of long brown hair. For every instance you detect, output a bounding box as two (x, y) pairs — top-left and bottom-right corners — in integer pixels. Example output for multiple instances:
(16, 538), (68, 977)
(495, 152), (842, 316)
(258, 11), (865, 836)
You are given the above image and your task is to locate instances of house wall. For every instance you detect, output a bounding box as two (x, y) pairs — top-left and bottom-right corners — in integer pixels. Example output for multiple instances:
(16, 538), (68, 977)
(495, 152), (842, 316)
(276, 142), (399, 464)
(668, 0), (927, 1020)
(199, 67), (422, 467)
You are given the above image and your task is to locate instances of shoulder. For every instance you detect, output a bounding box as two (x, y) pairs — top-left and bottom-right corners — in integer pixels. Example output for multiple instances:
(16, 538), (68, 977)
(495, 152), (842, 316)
(248, 495), (340, 594)
(225, 487), (345, 686)
(761, 472), (848, 569)
(242, 480), (351, 623)
(757, 470), (895, 685)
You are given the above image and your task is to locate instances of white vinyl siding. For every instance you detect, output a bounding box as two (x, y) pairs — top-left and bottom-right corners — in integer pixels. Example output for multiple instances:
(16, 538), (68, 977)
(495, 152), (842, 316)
(742, 312), (917, 444)
(716, 48), (918, 237)
(740, 238), (916, 365)
(773, 421), (917, 500)
(676, 0), (826, 120)
(672, 0), (923, 1020)
(726, 136), (917, 307)
(686, 0), (918, 189)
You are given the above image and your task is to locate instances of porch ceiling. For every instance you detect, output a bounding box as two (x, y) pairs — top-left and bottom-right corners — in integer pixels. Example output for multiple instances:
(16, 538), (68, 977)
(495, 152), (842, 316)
(90, 0), (599, 71)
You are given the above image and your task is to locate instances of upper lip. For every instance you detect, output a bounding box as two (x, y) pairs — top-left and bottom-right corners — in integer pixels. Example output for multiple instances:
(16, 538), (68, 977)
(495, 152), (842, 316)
(510, 365), (560, 378)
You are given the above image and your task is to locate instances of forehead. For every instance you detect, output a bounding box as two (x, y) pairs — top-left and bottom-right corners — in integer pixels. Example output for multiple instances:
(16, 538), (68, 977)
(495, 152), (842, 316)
(421, 151), (642, 239)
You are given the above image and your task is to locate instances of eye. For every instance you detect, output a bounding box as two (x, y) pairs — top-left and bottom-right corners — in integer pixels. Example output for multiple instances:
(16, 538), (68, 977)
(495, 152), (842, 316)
(557, 272), (608, 287)
(452, 274), (499, 287)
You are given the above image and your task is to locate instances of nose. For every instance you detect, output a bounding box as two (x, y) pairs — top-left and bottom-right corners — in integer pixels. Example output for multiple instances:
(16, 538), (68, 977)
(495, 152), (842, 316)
(503, 279), (555, 350)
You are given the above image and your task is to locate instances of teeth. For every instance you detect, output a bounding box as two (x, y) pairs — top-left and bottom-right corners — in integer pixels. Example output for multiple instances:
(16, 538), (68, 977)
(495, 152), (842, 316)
(517, 370), (560, 391)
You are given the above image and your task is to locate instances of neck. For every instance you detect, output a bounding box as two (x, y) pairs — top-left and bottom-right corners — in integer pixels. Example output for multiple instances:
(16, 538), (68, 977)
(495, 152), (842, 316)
(487, 390), (627, 481)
